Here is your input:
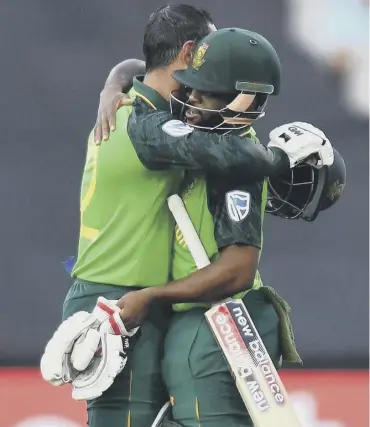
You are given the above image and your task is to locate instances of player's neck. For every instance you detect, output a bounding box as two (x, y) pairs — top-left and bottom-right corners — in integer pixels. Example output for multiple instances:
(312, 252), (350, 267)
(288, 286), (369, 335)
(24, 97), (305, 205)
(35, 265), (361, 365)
(144, 68), (179, 102)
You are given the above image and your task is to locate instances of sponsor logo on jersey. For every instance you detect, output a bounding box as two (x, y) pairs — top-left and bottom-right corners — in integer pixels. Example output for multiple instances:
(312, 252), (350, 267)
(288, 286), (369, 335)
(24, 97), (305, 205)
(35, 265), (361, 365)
(162, 120), (194, 137)
(226, 191), (251, 222)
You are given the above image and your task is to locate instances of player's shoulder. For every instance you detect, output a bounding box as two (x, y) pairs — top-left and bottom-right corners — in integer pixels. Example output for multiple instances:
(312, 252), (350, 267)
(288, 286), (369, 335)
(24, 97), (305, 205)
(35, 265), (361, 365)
(130, 97), (165, 120)
(129, 99), (184, 134)
(116, 104), (133, 123)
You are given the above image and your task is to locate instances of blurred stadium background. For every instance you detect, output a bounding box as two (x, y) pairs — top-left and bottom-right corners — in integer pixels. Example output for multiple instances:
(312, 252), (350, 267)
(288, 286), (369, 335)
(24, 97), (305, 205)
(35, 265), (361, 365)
(0, 0), (368, 426)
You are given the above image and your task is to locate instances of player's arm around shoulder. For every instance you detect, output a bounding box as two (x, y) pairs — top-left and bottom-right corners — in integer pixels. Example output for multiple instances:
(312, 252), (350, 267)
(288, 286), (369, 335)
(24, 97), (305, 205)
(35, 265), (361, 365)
(127, 103), (289, 178)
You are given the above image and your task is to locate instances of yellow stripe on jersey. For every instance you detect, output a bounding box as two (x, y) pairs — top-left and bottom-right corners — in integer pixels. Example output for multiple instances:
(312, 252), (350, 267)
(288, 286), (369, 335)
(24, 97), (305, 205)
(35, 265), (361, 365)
(135, 92), (157, 110)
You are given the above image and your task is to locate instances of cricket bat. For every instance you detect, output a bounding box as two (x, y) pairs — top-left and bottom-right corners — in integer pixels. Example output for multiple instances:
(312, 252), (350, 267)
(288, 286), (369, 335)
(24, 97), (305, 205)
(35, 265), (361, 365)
(167, 194), (301, 427)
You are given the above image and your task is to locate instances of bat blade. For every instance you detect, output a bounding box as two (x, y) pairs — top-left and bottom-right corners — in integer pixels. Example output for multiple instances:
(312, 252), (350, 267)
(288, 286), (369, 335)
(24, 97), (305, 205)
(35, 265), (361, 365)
(205, 300), (301, 427)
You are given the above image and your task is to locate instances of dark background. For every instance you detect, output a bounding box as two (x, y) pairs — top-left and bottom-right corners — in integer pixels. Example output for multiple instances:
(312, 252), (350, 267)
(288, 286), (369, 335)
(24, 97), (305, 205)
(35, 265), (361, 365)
(0, 0), (368, 367)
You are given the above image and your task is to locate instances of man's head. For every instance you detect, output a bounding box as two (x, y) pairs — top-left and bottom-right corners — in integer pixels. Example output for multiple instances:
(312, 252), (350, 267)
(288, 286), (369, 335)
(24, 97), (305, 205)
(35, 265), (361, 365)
(143, 4), (216, 73)
(171, 28), (281, 131)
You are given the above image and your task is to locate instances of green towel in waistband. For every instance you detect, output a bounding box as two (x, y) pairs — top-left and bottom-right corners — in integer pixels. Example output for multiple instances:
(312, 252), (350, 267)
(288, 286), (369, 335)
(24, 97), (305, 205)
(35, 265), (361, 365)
(259, 286), (302, 364)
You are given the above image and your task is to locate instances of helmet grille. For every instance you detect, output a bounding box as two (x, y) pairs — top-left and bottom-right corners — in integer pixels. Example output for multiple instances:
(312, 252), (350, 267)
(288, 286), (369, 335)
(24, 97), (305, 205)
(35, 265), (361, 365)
(266, 164), (317, 219)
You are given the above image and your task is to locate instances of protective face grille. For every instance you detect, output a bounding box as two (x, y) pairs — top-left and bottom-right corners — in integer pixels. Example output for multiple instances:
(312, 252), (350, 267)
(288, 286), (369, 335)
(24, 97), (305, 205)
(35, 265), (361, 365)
(266, 163), (317, 219)
(169, 90), (267, 134)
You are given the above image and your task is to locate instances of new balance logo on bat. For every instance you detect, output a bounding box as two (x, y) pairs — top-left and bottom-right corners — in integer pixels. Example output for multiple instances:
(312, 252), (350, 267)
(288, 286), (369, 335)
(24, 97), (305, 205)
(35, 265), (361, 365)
(211, 306), (270, 412)
(209, 301), (286, 413)
(229, 302), (286, 405)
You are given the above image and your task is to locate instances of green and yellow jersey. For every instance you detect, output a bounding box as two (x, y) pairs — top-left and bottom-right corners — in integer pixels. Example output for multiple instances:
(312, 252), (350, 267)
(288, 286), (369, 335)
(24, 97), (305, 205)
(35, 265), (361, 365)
(72, 86), (183, 286)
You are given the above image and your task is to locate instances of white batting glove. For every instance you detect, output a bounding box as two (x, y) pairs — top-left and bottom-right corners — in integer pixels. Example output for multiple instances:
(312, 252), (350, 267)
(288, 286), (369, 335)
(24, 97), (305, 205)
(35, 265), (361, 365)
(40, 310), (100, 386)
(71, 332), (129, 401)
(70, 300), (139, 401)
(69, 297), (139, 372)
(40, 297), (129, 386)
(268, 122), (334, 168)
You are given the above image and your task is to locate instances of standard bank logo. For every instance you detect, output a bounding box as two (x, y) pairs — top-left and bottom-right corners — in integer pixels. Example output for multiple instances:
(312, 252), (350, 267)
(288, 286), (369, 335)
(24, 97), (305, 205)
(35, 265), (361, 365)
(226, 191), (251, 222)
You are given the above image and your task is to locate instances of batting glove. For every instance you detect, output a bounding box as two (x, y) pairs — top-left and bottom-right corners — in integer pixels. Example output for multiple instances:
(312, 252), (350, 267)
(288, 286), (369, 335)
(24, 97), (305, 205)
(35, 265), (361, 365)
(40, 297), (138, 386)
(268, 122), (334, 168)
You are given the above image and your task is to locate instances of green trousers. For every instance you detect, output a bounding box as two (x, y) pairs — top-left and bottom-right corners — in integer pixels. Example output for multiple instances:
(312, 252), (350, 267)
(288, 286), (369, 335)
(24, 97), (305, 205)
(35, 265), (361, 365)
(163, 289), (281, 427)
(62, 279), (171, 427)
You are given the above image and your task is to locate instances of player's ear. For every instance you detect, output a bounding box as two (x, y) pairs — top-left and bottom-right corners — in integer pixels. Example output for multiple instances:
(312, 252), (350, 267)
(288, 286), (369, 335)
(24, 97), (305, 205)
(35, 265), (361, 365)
(180, 40), (195, 67)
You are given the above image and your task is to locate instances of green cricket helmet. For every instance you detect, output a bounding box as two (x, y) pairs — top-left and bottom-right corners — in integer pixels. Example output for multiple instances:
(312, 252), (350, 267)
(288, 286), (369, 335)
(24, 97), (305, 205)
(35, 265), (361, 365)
(266, 148), (346, 221)
(170, 27), (281, 131)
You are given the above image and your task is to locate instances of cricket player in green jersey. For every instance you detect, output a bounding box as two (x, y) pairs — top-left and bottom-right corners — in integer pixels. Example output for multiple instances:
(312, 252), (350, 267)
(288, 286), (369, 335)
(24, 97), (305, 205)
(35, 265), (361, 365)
(54, 5), (327, 427)
(94, 25), (335, 427)
(60, 7), (213, 427)
(113, 27), (335, 427)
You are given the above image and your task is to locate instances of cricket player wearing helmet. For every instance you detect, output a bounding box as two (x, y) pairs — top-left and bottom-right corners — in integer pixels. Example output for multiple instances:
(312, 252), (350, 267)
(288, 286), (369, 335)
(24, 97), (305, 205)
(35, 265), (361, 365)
(114, 28), (337, 427)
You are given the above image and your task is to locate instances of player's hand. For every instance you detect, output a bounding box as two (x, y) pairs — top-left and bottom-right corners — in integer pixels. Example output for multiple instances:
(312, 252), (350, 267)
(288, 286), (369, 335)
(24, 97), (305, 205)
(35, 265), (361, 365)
(94, 88), (133, 144)
(268, 122), (334, 168)
(116, 288), (154, 330)
(69, 298), (138, 372)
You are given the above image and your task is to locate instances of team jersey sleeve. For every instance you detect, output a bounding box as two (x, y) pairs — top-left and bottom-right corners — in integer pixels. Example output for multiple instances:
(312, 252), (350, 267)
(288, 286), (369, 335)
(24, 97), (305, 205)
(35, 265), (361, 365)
(207, 177), (265, 250)
(127, 101), (289, 180)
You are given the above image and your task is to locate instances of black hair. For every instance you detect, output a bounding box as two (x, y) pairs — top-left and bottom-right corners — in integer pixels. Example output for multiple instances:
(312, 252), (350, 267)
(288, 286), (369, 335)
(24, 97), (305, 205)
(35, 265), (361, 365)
(143, 4), (214, 72)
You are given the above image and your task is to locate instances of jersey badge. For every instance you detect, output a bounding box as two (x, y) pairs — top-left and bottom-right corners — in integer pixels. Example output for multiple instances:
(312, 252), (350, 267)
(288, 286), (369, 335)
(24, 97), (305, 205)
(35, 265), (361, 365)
(226, 190), (251, 222)
(192, 42), (209, 70)
(162, 120), (194, 137)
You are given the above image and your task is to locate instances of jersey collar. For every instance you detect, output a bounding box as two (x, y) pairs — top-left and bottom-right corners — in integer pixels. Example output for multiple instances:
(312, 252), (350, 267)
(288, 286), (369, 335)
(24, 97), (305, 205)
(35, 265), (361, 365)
(133, 76), (171, 112)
